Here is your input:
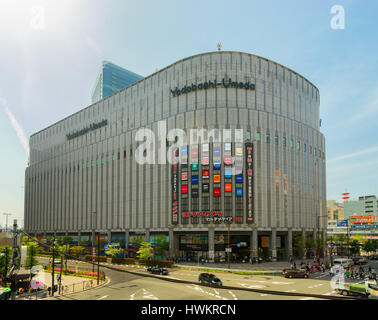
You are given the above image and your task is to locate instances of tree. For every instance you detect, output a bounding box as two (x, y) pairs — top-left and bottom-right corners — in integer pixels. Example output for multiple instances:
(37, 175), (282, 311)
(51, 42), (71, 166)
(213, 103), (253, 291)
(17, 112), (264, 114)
(349, 240), (360, 256)
(70, 246), (86, 257)
(25, 243), (38, 270)
(362, 240), (378, 258)
(136, 242), (153, 260)
(154, 235), (169, 259)
(293, 235), (304, 258)
(105, 248), (123, 258)
(0, 246), (11, 280)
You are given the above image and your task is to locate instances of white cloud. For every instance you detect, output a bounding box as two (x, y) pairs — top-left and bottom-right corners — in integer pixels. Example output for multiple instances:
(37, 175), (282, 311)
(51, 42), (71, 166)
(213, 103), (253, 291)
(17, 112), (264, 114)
(1, 98), (30, 157)
(327, 145), (378, 164)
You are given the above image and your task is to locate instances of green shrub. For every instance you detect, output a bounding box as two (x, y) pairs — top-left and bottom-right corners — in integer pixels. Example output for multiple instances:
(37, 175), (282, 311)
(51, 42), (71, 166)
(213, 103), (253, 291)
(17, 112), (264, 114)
(111, 257), (135, 265)
(138, 259), (174, 268)
(84, 255), (107, 262)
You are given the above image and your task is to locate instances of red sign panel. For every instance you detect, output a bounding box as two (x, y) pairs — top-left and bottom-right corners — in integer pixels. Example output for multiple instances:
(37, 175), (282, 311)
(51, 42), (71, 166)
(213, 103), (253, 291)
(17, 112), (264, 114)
(214, 188), (221, 197)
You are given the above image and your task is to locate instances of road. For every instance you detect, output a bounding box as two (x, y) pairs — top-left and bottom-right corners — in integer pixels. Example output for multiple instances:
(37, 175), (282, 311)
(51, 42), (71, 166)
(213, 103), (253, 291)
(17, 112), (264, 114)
(39, 257), (377, 300)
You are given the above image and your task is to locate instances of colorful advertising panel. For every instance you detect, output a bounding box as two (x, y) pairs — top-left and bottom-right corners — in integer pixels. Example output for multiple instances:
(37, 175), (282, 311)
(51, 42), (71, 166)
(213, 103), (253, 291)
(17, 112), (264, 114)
(202, 170), (209, 178)
(225, 183), (232, 192)
(191, 163), (198, 171)
(202, 183), (209, 192)
(236, 187), (243, 197)
(214, 188), (221, 197)
(236, 174), (243, 183)
(224, 156), (232, 165)
(181, 185), (188, 194)
(213, 163), (221, 170)
(202, 157), (209, 165)
(192, 188), (199, 197)
(171, 148), (179, 224)
(191, 145), (198, 164)
(213, 174), (221, 183)
(181, 172), (188, 181)
(225, 168), (232, 178)
(191, 175), (198, 184)
(245, 143), (254, 223)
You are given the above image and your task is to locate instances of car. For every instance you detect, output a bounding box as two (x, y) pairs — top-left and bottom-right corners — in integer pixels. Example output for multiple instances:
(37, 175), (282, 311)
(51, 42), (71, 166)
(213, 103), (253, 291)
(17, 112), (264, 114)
(282, 268), (309, 279)
(371, 255), (378, 261)
(198, 273), (223, 287)
(353, 257), (368, 265)
(147, 266), (169, 275)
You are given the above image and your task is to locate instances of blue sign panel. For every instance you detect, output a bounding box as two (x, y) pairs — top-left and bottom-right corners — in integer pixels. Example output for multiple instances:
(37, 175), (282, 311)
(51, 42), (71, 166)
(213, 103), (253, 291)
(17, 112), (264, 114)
(337, 220), (348, 227)
(236, 188), (243, 197)
(191, 175), (199, 184)
(182, 145), (188, 155)
(225, 168), (232, 178)
(213, 163), (221, 170)
(236, 174), (243, 183)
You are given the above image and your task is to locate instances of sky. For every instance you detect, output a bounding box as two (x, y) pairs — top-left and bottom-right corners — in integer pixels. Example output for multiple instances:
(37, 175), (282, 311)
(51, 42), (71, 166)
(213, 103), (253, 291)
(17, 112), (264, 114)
(0, 0), (378, 228)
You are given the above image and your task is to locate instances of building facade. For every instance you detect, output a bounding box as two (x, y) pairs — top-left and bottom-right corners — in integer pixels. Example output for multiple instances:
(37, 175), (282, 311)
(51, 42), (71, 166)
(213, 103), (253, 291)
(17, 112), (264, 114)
(25, 51), (327, 261)
(344, 195), (378, 218)
(91, 61), (143, 104)
(327, 200), (344, 221)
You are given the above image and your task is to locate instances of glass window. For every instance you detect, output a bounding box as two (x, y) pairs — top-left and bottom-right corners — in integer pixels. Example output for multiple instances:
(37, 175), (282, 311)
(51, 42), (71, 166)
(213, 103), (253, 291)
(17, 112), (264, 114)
(256, 132), (261, 141)
(297, 141), (300, 150)
(290, 139), (294, 148)
(274, 136), (278, 144)
(246, 131), (251, 141)
(266, 134), (270, 143)
(283, 137), (286, 147)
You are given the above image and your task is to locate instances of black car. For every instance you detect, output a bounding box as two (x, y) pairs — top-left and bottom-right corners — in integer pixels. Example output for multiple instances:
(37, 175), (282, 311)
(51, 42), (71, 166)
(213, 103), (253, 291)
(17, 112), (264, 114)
(147, 266), (169, 275)
(282, 268), (309, 279)
(198, 273), (222, 287)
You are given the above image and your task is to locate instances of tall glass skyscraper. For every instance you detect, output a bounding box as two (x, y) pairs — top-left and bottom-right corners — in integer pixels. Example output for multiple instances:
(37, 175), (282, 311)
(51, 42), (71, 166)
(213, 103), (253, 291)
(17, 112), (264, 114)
(91, 61), (143, 103)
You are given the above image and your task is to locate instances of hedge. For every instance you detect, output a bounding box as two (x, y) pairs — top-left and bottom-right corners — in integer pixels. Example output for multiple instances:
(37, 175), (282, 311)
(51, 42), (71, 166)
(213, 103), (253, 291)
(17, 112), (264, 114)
(84, 255), (107, 262)
(137, 259), (174, 268)
(111, 257), (135, 265)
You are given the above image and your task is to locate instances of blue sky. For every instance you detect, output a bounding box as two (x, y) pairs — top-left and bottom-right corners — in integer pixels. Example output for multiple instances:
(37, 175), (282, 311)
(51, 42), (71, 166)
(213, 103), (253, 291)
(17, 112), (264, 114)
(1, 0), (378, 227)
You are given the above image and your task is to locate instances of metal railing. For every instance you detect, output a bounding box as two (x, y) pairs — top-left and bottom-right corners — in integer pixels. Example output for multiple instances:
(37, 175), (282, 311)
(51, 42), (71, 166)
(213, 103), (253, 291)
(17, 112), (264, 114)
(15, 278), (106, 300)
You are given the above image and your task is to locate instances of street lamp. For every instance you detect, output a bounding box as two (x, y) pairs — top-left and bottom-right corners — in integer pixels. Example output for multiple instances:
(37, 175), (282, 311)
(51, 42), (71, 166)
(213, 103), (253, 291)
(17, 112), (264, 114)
(92, 211), (100, 285)
(3, 213), (12, 231)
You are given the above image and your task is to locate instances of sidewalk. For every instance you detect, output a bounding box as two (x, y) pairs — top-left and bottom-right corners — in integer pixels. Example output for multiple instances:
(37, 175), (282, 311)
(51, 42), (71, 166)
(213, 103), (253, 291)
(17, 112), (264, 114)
(175, 258), (328, 273)
(16, 270), (109, 300)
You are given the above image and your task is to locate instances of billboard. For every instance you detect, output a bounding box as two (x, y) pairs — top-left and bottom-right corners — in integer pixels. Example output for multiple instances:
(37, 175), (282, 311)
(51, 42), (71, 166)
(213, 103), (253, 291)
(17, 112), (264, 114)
(245, 143), (254, 223)
(171, 148), (179, 224)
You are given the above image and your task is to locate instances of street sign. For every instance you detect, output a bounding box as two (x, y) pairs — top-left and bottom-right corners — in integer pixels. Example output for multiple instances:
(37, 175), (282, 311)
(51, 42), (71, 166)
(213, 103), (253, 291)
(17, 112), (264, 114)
(225, 248), (232, 253)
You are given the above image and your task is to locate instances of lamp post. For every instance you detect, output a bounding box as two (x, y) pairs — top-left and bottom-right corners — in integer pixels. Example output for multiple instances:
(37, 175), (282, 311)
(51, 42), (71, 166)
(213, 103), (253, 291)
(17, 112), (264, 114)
(92, 211), (100, 285)
(227, 223), (230, 269)
(3, 213), (12, 231)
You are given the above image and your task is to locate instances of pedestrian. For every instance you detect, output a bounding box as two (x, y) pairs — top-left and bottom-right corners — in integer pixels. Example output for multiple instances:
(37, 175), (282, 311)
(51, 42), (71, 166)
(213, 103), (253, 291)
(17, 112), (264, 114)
(293, 262), (296, 269)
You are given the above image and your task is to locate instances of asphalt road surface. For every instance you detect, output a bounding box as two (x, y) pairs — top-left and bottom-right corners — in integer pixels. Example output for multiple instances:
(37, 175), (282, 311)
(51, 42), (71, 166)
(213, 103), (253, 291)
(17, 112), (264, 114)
(40, 257), (377, 300)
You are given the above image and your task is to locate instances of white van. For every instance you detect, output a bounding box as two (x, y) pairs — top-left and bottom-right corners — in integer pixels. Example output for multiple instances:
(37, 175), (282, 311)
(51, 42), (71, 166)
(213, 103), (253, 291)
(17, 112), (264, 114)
(333, 258), (353, 268)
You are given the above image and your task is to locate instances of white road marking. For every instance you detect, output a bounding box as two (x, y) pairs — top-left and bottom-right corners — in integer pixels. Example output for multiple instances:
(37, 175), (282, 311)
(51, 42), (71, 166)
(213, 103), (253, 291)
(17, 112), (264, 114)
(228, 291), (238, 300)
(97, 295), (109, 300)
(240, 283), (266, 289)
(186, 285), (229, 300)
(299, 297), (314, 300)
(284, 290), (297, 293)
(213, 288), (219, 295)
(130, 288), (158, 300)
(260, 294), (268, 296)
(271, 281), (293, 285)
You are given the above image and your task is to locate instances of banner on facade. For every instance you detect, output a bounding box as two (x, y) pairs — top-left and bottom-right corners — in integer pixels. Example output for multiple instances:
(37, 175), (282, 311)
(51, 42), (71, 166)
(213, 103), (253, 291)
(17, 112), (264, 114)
(171, 148), (179, 224)
(245, 143), (254, 224)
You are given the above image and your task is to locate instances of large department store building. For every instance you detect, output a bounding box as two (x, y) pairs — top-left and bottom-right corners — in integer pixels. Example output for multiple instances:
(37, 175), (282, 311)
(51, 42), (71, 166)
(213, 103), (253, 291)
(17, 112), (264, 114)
(25, 51), (326, 261)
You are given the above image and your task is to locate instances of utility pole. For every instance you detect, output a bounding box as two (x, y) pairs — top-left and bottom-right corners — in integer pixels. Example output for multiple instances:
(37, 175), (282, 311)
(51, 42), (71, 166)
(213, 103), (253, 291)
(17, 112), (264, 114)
(3, 213), (12, 231)
(227, 223), (230, 269)
(97, 230), (100, 285)
(10, 219), (19, 300)
(51, 234), (55, 296)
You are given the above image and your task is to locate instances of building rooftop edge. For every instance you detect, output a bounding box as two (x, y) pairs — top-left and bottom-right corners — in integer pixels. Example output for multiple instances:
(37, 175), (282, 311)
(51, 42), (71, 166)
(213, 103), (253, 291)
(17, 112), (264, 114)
(30, 51), (319, 138)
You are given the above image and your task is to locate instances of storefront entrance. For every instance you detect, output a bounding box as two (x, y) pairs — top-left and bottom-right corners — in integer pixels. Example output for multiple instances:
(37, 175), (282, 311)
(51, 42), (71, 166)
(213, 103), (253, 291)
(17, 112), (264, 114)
(215, 234), (250, 262)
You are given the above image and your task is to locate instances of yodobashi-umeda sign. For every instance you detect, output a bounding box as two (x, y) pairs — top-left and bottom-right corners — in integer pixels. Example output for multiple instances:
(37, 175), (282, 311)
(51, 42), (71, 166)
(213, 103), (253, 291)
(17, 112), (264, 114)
(170, 78), (255, 97)
(183, 211), (222, 218)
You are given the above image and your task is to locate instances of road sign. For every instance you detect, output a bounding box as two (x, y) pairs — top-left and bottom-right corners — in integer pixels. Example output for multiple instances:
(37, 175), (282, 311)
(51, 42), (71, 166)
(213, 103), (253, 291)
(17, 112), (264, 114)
(225, 248), (232, 253)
